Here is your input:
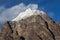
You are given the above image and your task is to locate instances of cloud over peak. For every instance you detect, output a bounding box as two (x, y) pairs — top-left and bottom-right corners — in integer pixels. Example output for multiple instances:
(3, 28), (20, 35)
(0, 3), (38, 27)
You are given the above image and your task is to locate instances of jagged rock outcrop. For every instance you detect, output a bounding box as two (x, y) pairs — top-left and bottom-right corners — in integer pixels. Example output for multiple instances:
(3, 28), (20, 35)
(0, 9), (60, 40)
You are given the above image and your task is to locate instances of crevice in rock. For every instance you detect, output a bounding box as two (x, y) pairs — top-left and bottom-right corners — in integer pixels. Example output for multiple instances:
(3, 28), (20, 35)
(7, 21), (13, 33)
(7, 21), (12, 30)
(37, 35), (42, 40)
(45, 21), (55, 40)
(20, 36), (25, 40)
(37, 15), (44, 20)
(16, 31), (18, 35)
(35, 32), (42, 40)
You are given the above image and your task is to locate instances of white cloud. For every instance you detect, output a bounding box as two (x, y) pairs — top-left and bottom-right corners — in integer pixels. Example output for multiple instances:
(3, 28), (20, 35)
(0, 6), (6, 13)
(1, 3), (38, 20)
(0, 3), (38, 27)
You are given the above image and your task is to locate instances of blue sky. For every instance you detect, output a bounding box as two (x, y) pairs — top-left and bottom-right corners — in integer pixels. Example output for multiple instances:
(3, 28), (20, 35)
(0, 0), (60, 28)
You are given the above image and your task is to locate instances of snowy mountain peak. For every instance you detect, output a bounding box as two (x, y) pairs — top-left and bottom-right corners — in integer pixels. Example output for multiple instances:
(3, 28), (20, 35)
(11, 8), (45, 21)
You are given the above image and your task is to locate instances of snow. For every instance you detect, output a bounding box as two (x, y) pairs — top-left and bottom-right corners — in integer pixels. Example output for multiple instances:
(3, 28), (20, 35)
(11, 8), (45, 21)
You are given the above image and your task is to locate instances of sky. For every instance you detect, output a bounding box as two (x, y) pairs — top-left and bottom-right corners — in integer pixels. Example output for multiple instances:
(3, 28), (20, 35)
(0, 0), (60, 28)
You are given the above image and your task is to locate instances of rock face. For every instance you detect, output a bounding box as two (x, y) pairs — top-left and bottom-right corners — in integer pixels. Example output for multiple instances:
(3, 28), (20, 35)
(0, 9), (60, 40)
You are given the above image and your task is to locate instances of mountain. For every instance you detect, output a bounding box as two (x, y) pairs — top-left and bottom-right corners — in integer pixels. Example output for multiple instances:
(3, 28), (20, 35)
(0, 8), (60, 40)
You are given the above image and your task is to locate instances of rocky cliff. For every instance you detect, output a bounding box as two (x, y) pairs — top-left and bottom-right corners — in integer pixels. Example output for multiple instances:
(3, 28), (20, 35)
(0, 9), (60, 40)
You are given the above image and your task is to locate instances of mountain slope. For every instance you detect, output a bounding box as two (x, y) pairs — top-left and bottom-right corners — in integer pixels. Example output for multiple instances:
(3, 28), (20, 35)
(0, 8), (60, 40)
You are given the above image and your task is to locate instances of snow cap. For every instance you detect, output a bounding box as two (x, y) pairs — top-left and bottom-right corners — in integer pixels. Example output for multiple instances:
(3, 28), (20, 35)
(11, 8), (45, 21)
